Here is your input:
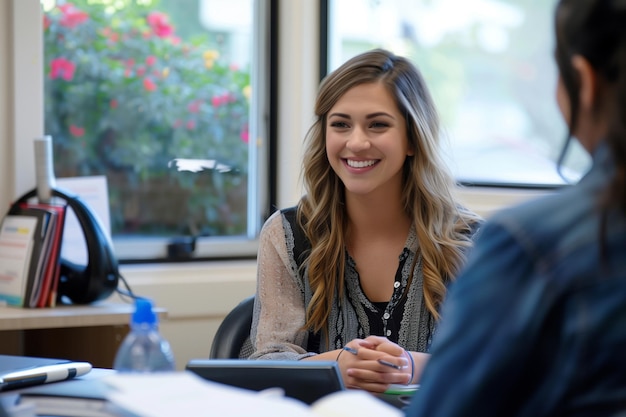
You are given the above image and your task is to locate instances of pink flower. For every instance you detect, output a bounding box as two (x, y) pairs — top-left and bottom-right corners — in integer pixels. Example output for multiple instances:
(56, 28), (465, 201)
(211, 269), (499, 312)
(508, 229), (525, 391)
(186, 120), (196, 130)
(49, 58), (76, 81)
(69, 125), (85, 137)
(58, 3), (89, 29)
(211, 94), (228, 108)
(187, 100), (202, 113)
(146, 11), (174, 38)
(240, 127), (249, 143)
(101, 27), (118, 42)
(211, 93), (236, 107)
(143, 77), (157, 92)
(136, 67), (146, 77)
(110, 99), (118, 109)
(145, 55), (157, 66)
(43, 15), (51, 31)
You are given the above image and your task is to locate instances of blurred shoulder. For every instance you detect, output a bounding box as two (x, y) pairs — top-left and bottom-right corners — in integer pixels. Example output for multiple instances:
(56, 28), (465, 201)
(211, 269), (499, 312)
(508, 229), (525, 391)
(480, 184), (593, 255)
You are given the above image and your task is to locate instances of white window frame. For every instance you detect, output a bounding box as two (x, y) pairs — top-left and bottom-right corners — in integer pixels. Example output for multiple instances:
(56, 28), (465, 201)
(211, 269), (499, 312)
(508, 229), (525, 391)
(6, 0), (549, 267)
(9, 0), (281, 261)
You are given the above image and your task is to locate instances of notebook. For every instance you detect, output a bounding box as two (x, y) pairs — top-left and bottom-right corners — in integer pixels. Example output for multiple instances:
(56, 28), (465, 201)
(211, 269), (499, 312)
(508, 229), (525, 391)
(0, 355), (92, 391)
(185, 359), (346, 405)
(17, 377), (118, 417)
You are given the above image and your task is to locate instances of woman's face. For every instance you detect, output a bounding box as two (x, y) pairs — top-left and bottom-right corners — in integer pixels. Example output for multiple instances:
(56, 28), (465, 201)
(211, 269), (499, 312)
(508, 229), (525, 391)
(325, 81), (413, 199)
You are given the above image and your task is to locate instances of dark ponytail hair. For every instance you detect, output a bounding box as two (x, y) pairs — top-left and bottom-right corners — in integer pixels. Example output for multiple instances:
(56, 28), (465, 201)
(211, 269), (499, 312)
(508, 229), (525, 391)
(555, 0), (626, 212)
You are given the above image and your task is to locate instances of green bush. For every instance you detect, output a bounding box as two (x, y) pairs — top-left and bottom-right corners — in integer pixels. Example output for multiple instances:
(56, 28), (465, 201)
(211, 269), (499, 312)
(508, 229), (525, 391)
(43, 1), (250, 237)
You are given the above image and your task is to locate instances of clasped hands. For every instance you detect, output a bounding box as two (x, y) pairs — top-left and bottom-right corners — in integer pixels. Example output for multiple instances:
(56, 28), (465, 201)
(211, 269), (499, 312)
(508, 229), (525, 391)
(336, 335), (416, 393)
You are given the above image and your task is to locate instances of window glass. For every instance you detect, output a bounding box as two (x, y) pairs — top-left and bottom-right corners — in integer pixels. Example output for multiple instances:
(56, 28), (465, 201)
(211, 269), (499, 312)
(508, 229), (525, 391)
(326, 0), (591, 186)
(41, 0), (265, 260)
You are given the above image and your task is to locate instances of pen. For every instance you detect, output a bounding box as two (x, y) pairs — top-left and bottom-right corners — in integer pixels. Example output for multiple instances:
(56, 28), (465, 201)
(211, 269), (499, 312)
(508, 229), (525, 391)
(343, 346), (358, 355)
(377, 359), (404, 370)
(344, 346), (404, 369)
(0, 362), (92, 391)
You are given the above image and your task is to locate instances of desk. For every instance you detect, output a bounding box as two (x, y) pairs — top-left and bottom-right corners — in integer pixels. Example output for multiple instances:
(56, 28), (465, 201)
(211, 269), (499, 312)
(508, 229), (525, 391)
(0, 302), (166, 369)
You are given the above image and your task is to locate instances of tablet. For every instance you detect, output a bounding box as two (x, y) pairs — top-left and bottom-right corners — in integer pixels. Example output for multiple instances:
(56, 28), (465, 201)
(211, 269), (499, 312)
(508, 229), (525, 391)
(185, 359), (345, 405)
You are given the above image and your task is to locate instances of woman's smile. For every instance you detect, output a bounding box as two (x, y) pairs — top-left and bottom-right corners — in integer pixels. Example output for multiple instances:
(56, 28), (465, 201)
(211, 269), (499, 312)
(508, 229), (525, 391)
(344, 158), (379, 169)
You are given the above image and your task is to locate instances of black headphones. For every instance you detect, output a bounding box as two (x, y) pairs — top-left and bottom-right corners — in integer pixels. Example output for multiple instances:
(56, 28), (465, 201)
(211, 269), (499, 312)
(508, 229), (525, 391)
(10, 188), (119, 305)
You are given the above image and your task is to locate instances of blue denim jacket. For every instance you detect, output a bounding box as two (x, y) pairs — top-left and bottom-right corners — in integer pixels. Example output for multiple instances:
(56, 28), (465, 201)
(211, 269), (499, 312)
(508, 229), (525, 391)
(406, 142), (626, 417)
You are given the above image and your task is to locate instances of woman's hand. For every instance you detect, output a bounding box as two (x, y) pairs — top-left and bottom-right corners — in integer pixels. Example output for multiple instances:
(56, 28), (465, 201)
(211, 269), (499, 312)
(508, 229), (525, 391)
(337, 337), (413, 393)
(366, 335), (431, 383)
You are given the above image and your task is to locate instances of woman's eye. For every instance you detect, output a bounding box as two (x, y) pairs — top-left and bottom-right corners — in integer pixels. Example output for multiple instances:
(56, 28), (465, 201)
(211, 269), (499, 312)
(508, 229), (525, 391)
(370, 121), (389, 129)
(330, 121), (349, 128)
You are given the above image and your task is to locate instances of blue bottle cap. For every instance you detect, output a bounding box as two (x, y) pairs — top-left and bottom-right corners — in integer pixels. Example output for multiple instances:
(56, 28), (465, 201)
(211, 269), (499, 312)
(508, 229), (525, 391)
(132, 298), (157, 325)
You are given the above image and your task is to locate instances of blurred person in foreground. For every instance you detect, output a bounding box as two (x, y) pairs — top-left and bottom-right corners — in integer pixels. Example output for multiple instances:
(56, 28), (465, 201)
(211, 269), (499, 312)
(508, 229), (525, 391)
(406, 0), (626, 415)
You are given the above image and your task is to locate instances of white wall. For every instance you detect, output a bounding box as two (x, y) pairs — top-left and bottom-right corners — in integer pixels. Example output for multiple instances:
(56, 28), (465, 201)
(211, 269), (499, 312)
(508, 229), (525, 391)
(0, 0), (10, 212)
(109, 260), (258, 369)
(0, 0), (546, 370)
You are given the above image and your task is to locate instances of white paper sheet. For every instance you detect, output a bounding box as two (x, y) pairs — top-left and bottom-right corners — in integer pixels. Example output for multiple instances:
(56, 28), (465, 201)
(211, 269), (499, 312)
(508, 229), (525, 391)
(103, 372), (315, 417)
(102, 371), (402, 417)
(56, 176), (111, 265)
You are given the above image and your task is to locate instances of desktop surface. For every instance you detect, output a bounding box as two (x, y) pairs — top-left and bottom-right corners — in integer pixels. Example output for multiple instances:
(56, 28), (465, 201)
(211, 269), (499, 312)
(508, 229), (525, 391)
(0, 360), (411, 416)
(0, 303), (167, 368)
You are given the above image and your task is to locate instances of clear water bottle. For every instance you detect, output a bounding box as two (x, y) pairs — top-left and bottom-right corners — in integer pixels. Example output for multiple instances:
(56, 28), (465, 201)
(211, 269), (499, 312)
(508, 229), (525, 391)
(113, 298), (176, 372)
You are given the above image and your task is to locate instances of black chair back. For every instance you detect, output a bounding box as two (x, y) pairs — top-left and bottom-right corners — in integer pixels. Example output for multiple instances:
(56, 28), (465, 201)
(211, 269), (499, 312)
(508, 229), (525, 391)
(210, 295), (255, 359)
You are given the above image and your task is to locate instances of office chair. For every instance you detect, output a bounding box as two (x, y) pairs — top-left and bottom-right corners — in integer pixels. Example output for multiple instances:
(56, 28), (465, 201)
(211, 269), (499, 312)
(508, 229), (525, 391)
(210, 295), (255, 359)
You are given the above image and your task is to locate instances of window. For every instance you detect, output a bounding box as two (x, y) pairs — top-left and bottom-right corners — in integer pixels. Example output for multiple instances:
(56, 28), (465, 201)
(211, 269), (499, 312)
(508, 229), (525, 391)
(324, 0), (591, 187)
(38, 0), (272, 261)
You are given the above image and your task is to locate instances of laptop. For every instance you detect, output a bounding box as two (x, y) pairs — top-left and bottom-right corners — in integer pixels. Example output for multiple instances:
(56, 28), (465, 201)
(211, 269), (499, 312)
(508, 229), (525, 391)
(185, 359), (345, 405)
(0, 355), (92, 391)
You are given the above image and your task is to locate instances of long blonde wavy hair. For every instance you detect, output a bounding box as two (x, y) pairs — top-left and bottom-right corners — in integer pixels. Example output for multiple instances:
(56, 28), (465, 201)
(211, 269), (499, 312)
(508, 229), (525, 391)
(298, 49), (482, 335)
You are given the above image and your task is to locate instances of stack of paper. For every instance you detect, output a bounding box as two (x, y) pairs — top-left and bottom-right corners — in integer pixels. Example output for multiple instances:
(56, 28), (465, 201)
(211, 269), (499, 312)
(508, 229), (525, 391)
(17, 371), (402, 417)
(102, 372), (402, 417)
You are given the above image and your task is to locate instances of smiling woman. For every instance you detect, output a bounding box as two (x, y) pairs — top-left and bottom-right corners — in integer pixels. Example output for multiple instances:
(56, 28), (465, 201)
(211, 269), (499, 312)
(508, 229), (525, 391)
(325, 82), (413, 197)
(249, 49), (483, 394)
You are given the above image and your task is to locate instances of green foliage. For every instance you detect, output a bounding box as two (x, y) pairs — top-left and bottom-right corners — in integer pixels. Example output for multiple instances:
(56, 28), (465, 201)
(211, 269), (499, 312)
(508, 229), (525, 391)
(43, 1), (250, 237)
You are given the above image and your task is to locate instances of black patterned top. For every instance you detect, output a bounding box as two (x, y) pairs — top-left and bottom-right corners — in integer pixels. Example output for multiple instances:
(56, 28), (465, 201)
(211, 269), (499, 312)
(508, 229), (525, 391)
(249, 207), (436, 360)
